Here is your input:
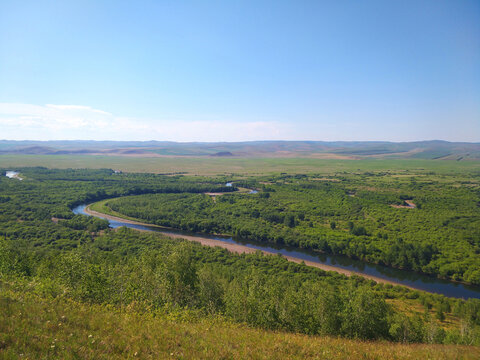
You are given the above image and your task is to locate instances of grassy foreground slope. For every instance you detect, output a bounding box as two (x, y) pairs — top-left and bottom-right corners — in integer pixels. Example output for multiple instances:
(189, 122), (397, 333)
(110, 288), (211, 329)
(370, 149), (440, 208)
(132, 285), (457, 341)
(1, 284), (478, 360)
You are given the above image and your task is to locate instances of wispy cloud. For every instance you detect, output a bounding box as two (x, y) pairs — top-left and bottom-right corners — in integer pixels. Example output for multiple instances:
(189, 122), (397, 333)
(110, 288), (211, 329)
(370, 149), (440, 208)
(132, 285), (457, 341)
(3, 102), (476, 142)
(0, 103), (290, 141)
(45, 104), (112, 116)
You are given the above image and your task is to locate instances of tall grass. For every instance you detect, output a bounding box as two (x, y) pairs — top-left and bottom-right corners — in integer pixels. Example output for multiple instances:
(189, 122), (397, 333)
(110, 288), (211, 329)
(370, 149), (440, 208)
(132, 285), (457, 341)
(1, 282), (478, 359)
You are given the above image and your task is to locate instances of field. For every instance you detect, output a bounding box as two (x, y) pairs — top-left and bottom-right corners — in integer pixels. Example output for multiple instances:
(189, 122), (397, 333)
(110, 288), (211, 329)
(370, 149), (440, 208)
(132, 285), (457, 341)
(2, 154), (480, 175)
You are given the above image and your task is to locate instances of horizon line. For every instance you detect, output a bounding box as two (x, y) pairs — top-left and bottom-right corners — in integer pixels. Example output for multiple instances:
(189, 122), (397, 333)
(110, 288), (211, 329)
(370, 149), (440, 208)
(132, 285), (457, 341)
(1, 139), (480, 144)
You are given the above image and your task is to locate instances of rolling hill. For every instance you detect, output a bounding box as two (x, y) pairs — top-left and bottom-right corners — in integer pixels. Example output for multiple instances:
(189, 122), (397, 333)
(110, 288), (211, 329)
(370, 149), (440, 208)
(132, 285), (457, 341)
(1, 140), (479, 160)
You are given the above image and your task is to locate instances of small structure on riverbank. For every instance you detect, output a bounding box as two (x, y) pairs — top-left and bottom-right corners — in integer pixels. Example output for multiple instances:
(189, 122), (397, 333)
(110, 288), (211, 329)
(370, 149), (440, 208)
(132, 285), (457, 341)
(5, 171), (23, 180)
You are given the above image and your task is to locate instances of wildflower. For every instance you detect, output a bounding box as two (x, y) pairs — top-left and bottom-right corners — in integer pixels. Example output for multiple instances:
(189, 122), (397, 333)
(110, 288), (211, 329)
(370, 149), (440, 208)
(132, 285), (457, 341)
(88, 334), (93, 338)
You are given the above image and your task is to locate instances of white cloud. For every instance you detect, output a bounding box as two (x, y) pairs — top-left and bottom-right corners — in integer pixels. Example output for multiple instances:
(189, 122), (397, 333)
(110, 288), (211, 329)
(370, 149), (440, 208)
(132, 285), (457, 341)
(45, 104), (112, 116)
(0, 102), (291, 141)
(3, 102), (476, 142)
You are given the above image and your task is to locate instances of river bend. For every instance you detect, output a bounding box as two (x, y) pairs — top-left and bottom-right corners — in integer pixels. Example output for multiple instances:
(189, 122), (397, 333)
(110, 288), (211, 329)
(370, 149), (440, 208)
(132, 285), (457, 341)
(73, 204), (480, 299)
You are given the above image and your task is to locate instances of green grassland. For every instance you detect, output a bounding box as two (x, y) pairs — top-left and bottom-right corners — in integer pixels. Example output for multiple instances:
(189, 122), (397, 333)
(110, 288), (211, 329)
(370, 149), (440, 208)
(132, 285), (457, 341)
(1, 154), (480, 175)
(89, 199), (144, 222)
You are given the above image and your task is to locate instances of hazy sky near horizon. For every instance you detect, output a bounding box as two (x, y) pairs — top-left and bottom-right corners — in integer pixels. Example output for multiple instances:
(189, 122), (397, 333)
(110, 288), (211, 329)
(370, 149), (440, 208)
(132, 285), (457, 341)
(1, 0), (479, 142)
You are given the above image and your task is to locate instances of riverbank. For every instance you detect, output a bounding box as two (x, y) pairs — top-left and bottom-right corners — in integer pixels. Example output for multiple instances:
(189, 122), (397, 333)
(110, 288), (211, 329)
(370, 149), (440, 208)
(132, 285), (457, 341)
(83, 204), (412, 288)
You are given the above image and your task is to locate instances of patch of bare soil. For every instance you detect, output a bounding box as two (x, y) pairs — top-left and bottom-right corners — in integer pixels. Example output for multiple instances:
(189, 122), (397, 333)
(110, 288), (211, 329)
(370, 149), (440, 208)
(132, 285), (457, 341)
(391, 200), (416, 209)
(204, 192), (227, 196)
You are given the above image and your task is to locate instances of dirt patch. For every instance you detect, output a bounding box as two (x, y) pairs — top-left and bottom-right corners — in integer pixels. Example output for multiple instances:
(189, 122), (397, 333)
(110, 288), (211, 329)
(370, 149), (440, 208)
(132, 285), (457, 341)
(390, 200), (416, 209)
(284, 257), (406, 286)
(204, 192), (227, 196)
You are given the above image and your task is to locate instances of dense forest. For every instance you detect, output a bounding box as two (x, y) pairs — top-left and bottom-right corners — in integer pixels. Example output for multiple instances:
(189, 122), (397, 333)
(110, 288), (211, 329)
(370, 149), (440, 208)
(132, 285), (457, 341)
(1, 167), (480, 346)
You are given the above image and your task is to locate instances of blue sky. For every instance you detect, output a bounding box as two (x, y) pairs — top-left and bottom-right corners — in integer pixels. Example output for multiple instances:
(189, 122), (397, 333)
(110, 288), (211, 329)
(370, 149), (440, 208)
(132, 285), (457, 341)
(0, 0), (479, 142)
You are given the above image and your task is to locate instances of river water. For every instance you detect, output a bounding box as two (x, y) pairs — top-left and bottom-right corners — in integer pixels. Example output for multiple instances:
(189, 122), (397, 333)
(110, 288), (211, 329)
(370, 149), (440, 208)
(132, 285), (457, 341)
(73, 204), (480, 299)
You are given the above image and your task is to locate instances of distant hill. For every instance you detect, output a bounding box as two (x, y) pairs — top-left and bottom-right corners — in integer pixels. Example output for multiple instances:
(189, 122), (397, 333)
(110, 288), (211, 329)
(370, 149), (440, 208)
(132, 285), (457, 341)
(0, 140), (479, 160)
(210, 151), (234, 157)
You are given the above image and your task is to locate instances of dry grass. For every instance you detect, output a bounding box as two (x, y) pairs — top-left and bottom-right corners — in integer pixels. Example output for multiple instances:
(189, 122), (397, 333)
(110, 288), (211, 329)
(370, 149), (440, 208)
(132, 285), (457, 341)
(1, 285), (478, 360)
(387, 299), (460, 330)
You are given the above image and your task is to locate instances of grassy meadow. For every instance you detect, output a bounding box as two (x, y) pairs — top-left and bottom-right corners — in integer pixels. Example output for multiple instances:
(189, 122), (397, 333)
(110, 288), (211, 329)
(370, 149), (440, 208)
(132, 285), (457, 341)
(1, 154), (480, 175)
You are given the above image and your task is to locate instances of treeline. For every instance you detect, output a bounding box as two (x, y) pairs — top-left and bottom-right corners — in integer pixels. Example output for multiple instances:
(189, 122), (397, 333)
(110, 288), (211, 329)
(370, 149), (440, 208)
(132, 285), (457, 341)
(58, 215), (110, 232)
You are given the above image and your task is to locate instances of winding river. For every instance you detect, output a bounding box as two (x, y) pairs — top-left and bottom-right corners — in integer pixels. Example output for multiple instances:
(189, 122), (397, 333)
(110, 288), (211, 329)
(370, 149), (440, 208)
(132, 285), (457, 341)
(73, 204), (480, 299)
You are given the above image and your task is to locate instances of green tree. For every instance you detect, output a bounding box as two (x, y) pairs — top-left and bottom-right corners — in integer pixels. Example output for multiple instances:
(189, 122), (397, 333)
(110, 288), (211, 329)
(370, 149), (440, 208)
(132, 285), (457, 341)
(341, 286), (390, 340)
